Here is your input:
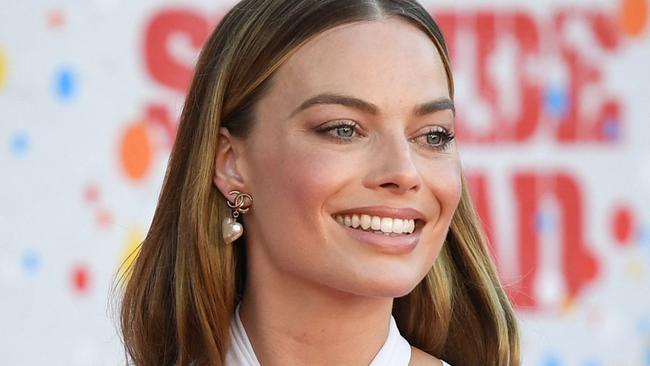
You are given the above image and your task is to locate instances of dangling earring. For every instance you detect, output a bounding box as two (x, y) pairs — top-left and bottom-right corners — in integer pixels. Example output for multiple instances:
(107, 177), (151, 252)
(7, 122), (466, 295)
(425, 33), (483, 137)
(222, 190), (253, 244)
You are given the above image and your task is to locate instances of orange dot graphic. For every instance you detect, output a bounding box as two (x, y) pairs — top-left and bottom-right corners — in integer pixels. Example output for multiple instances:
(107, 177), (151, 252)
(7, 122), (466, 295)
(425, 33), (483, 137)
(619, 0), (648, 36)
(120, 121), (153, 181)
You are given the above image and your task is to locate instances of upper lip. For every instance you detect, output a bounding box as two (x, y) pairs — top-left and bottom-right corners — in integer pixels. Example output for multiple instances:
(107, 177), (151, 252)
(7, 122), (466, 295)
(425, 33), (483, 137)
(333, 206), (426, 222)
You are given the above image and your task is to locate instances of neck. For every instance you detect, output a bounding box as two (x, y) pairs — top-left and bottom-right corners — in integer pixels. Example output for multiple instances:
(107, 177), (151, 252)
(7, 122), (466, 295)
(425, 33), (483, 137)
(239, 264), (394, 366)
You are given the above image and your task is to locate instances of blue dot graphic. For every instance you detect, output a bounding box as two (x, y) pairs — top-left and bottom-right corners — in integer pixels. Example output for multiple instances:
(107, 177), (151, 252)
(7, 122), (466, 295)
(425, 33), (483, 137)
(602, 118), (620, 141)
(545, 86), (569, 119)
(535, 210), (556, 234)
(637, 225), (650, 248)
(637, 316), (650, 335)
(10, 131), (30, 156)
(22, 250), (41, 275)
(54, 66), (77, 101)
(543, 354), (562, 366)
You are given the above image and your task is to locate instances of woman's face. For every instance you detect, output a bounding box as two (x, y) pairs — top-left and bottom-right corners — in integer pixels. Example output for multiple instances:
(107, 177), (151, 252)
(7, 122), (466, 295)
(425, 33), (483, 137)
(226, 18), (461, 298)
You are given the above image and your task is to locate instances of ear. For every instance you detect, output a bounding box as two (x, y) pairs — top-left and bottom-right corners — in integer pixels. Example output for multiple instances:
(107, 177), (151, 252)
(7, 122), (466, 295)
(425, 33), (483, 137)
(213, 127), (246, 200)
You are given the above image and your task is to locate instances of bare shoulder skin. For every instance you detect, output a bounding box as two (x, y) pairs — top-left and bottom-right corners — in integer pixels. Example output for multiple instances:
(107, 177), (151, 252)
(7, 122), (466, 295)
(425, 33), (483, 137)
(409, 346), (444, 366)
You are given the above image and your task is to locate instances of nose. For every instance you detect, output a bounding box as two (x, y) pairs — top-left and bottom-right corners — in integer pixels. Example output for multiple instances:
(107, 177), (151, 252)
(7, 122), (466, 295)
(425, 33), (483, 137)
(363, 134), (421, 195)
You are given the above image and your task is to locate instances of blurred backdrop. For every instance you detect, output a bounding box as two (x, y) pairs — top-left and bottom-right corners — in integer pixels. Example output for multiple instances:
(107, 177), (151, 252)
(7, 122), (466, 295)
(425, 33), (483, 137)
(1, 0), (650, 365)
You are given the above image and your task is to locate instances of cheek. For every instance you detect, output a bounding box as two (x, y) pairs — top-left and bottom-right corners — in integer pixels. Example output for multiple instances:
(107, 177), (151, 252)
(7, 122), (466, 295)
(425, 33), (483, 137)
(246, 137), (355, 278)
(248, 137), (351, 241)
(275, 143), (347, 210)
(420, 157), (462, 225)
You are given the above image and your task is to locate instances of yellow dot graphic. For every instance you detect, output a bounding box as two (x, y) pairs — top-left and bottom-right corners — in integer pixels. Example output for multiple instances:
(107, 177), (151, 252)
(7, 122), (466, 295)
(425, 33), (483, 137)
(0, 48), (6, 89)
(117, 226), (144, 283)
(624, 258), (646, 281)
(560, 296), (576, 314)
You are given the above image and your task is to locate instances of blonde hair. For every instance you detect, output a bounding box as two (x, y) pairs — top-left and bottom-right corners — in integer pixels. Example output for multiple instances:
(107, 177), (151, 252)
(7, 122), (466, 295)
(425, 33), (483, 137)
(113, 1), (520, 365)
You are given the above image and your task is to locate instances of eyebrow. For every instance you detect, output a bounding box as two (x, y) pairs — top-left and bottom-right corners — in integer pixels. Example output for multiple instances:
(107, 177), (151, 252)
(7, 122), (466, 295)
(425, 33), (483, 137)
(288, 93), (455, 118)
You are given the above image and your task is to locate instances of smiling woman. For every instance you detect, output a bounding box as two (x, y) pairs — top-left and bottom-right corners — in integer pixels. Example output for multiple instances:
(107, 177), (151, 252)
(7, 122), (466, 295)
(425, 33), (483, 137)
(115, 1), (520, 365)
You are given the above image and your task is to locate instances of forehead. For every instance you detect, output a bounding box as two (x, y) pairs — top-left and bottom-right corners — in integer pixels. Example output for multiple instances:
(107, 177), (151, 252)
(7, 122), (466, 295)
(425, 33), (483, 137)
(268, 18), (450, 112)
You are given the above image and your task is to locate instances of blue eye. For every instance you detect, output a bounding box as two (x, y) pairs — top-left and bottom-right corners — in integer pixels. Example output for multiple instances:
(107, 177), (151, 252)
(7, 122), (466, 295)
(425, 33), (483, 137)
(316, 121), (359, 141)
(415, 127), (455, 151)
(427, 133), (442, 145)
(334, 125), (354, 138)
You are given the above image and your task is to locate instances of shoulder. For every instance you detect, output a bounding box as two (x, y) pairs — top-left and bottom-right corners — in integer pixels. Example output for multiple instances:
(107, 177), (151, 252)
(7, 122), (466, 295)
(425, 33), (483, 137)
(408, 346), (446, 366)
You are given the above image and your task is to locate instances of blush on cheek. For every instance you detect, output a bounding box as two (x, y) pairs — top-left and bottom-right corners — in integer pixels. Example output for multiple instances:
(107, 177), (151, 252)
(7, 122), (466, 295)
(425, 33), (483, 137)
(426, 159), (462, 203)
(247, 131), (341, 229)
(277, 145), (346, 208)
(252, 143), (351, 273)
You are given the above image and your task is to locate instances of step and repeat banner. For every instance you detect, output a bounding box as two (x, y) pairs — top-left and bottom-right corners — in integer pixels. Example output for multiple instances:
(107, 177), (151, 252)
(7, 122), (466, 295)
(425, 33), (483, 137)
(1, 0), (649, 365)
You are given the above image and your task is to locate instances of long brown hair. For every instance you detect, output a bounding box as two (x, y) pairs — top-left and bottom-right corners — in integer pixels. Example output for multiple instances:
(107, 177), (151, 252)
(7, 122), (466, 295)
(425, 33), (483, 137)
(113, 1), (520, 365)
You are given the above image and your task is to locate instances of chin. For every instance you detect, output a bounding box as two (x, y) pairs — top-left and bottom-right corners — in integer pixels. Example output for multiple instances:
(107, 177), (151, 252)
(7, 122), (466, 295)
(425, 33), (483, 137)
(345, 269), (426, 299)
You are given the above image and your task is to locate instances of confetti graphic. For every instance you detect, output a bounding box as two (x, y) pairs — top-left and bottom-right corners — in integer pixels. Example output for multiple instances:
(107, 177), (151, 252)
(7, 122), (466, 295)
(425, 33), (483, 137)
(117, 227), (144, 282)
(54, 66), (78, 101)
(70, 263), (91, 295)
(0, 47), (6, 90)
(83, 183), (100, 205)
(47, 9), (65, 29)
(543, 353), (562, 366)
(9, 131), (30, 157)
(119, 121), (153, 181)
(21, 250), (41, 275)
(545, 86), (569, 119)
(612, 205), (634, 246)
(618, 0), (649, 36)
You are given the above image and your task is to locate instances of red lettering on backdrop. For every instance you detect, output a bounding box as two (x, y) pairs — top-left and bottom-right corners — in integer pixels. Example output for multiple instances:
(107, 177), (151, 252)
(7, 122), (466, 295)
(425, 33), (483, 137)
(477, 12), (540, 143)
(553, 11), (622, 142)
(465, 173), (495, 247)
(434, 9), (620, 311)
(141, 9), (222, 150)
(466, 171), (600, 310)
(436, 11), (541, 143)
(144, 9), (210, 94)
(435, 10), (623, 144)
(509, 172), (599, 309)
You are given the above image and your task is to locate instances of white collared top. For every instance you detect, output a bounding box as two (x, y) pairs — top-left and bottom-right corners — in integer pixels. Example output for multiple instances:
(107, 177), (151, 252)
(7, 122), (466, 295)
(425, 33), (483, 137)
(225, 304), (452, 366)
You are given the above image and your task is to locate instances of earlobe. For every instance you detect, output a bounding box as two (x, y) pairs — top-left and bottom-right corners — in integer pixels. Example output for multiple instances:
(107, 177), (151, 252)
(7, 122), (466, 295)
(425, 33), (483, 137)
(213, 127), (246, 198)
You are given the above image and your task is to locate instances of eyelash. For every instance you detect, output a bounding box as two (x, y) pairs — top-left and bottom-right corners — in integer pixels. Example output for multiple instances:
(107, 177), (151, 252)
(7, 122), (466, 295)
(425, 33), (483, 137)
(316, 121), (455, 151)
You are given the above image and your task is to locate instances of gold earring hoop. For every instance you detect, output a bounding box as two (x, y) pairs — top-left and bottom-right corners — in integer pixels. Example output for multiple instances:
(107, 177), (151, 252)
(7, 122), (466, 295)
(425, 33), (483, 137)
(222, 190), (253, 244)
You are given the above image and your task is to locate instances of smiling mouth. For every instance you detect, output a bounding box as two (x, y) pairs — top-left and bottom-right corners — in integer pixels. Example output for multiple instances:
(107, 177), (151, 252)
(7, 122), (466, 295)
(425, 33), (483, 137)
(332, 214), (423, 236)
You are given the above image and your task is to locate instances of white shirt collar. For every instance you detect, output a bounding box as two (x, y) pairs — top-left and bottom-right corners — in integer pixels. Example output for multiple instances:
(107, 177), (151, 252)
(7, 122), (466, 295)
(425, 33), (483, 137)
(225, 303), (412, 366)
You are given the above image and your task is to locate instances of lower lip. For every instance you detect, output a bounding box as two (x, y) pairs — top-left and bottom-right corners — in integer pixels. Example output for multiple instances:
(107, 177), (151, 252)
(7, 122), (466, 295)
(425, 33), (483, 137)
(337, 221), (420, 254)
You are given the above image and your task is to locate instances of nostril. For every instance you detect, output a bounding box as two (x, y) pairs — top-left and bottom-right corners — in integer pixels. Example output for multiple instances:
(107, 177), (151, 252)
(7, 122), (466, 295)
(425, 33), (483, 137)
(379, 182), (400, 189)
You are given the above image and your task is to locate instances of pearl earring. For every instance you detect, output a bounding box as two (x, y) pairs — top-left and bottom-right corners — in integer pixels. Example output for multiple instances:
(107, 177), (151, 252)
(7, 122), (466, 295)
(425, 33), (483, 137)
(222, 190), (253, 244)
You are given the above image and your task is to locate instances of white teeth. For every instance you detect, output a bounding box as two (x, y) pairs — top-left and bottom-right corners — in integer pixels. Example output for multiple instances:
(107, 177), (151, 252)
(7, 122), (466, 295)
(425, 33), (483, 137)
(360, 214), (371, 230)
(351, 214), (360, 228)
(380, 218), (393, 233)
(403, 219), (413, 233)
(371, 216), (381, 230)
(335, 214), (416, 234)
(392, 219), (404, 234)
(403, 220), (415, 233)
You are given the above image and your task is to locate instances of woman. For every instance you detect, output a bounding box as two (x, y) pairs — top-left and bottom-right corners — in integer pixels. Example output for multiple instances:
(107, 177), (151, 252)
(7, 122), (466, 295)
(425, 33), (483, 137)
(116, 0), (520, 365)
